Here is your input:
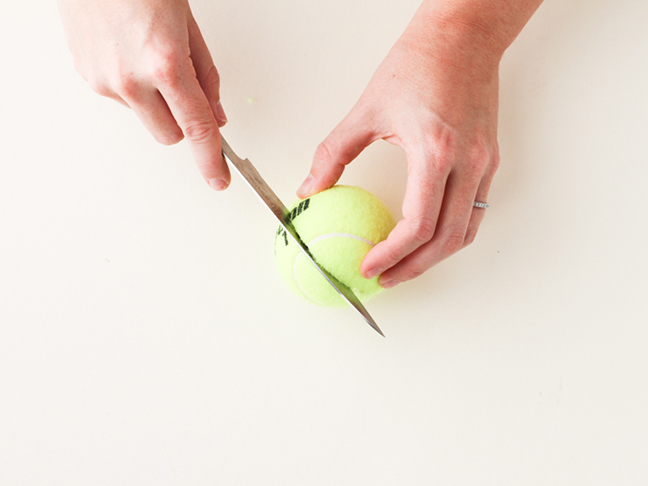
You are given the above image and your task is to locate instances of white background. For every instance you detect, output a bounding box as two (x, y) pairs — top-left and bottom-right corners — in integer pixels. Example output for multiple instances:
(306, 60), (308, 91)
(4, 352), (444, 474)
(1, 0), (648, 484)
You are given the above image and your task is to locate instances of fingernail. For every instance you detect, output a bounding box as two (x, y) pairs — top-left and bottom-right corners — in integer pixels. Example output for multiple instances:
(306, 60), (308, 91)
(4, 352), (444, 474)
(209, 178), (229, 191)
(365, 268), (382, 280)
(215, 101), (228, 126)
(381, 279), (400, 289)
(297, 175), (314, 196)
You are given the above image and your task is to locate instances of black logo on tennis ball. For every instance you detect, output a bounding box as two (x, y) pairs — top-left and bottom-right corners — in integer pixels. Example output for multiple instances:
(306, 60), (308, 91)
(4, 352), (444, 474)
(275, 198), (311, 248)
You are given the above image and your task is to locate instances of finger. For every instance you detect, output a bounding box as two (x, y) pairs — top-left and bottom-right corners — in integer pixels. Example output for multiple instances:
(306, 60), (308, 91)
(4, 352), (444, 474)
(87, 77), (129, 108)
(377, 170), (479, 286)
(112, 96), (130, 108)
(360, 142), (450, 280)
(156, 59), (229, 190)
(463, 203), (487, 249)
(463, 150), (498, 247)
(187, 15), (227, 127)
(122, 88), (184, 145)
(297, 108), (377, 198)
(95, 74), (183, 143)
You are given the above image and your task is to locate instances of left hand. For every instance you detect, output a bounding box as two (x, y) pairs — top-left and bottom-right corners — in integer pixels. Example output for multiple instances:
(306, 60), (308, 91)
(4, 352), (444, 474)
(297, 17), (502, 289)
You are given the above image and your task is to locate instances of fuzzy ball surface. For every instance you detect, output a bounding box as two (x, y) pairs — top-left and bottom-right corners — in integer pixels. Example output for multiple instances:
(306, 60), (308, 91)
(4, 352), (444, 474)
(274, 185), (396, 307)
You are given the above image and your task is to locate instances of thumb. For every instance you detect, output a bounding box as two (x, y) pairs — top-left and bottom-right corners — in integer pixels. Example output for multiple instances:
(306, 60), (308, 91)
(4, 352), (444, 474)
(297, 109), (376, 198)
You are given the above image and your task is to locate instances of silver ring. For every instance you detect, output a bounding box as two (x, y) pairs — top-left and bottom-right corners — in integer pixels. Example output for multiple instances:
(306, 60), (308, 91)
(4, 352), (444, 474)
(473, 201), (490, 209)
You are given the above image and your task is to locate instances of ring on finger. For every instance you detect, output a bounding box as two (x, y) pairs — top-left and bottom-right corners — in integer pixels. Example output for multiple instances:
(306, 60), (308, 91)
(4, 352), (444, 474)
(473, 201), (490, 209)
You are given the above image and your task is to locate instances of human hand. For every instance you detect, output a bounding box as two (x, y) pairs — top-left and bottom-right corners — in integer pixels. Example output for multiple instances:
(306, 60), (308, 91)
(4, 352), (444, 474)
(297, 13), (505, 288)
(57, 0), (230, 190)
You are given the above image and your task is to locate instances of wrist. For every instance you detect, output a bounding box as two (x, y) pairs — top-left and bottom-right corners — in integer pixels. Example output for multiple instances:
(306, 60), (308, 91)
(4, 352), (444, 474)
(402, 0), (543, 70)
(399, 13), (501, 81)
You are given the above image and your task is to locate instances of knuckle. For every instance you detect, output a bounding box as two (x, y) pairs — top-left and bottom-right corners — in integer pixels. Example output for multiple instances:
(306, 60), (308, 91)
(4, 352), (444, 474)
(183, 119), (217, 143)
(467, 143), (491, 173)
(384, 246), (404, 267)
(314, 140), (335, 164)
(489, 145), (501, 173)
(156, 130), (184, 146)
(150, 50), (182, 86)
(203, 65), (220, 90)
(112, 72), (138, 98)
(422, 127), (458, 172)
(463, 230), (477, 248)
(440, 231), (465, 256)
(408, 216), (436, 244)
(465, 137), (499, 176)
(87, 77), (112, 97)
(400, 264), (426, 282)
(73, 59), (89, 81)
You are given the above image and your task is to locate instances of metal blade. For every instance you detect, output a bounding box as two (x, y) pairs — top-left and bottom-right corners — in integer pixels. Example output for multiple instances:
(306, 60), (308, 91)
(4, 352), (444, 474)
(221, 136), (384, 337)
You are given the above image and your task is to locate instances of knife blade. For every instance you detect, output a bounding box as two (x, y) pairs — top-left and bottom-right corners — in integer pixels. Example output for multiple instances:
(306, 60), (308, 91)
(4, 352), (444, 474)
(220, 136), (384, 337)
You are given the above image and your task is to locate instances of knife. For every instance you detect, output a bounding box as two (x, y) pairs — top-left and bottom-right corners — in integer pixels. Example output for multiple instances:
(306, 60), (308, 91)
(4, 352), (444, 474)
(220, 136), (384, 337)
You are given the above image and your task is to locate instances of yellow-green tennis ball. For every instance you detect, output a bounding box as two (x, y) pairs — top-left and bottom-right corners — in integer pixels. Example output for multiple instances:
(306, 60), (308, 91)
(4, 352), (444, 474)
(274, 185), (396, 307)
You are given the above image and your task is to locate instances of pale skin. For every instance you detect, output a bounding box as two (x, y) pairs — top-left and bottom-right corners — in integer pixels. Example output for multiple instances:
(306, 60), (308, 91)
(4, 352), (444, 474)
(58, 0), (543, 288)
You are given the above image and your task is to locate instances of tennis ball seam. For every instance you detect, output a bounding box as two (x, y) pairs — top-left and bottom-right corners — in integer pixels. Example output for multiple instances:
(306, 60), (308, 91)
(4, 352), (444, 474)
(293, 232), (376, 305)
(274, 185), (395, 307)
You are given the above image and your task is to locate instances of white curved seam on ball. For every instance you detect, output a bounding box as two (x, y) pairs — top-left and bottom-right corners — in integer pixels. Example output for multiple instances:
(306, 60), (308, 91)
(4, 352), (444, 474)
(292, 233), (376, 304)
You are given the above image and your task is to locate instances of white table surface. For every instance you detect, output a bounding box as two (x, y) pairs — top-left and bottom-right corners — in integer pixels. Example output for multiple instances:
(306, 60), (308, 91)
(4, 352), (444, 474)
(1, 0), (647, 484)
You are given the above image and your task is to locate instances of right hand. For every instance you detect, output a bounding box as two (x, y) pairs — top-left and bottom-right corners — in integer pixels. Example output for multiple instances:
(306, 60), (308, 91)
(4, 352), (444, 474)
(57, 0), (230, 190)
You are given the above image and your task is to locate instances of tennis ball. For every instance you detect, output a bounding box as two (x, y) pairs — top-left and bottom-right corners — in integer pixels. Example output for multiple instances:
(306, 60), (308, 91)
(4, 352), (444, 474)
(274, 185), (395, 307)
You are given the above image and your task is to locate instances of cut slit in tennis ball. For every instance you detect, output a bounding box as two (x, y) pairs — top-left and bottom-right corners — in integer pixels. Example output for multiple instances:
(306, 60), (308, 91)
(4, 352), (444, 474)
(274, 185), (396, 307)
